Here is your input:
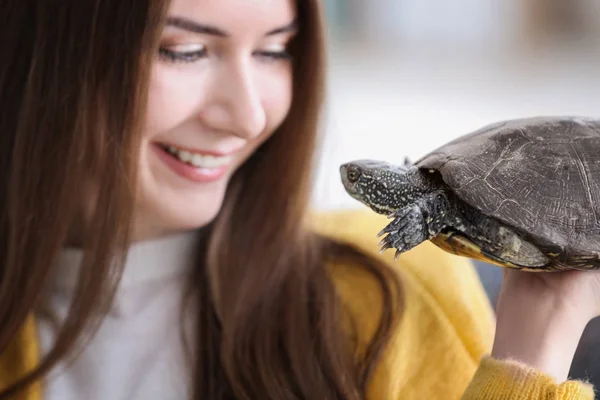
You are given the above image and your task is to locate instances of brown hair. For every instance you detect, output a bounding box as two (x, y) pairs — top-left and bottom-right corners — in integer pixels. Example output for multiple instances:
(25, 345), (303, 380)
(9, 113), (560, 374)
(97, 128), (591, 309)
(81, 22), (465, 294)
(0, 1), (403, 399)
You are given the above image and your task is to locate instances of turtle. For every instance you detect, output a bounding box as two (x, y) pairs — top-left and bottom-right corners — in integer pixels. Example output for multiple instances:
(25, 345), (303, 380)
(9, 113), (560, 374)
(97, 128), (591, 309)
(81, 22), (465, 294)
(339, 116), (600, 272)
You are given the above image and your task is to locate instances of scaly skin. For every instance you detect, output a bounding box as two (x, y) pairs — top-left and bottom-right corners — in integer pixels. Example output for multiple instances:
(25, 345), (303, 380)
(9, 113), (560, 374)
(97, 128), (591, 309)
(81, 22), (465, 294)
(339, 158), (455, 259)
(339, 158), (548, 267)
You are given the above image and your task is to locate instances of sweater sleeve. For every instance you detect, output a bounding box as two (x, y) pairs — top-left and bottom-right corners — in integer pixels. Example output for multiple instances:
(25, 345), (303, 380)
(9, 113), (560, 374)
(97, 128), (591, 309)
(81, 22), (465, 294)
(462, 356), (595, 399)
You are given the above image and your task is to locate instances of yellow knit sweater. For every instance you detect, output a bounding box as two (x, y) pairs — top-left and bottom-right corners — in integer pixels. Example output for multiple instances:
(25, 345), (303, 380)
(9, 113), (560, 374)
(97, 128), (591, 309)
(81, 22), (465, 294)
(0, 209), (594, 399)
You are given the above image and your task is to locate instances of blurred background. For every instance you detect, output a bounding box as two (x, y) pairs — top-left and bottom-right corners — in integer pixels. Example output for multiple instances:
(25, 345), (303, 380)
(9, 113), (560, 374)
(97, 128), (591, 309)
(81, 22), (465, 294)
(311, 0), (600, 395)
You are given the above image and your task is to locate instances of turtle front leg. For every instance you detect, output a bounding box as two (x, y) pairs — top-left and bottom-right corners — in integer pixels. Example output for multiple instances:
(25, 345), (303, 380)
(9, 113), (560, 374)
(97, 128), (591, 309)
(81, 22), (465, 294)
(377, 192), (451, 260)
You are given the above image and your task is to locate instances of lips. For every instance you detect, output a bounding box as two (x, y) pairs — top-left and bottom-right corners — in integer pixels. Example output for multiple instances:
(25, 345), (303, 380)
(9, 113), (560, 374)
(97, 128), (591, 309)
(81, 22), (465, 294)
(159, 143), (233, 169)
(153, 143), (232, 183)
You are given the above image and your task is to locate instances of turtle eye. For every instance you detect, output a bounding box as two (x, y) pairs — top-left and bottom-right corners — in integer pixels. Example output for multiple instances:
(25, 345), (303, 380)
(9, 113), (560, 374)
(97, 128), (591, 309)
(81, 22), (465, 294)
(347, 168), (361, 183)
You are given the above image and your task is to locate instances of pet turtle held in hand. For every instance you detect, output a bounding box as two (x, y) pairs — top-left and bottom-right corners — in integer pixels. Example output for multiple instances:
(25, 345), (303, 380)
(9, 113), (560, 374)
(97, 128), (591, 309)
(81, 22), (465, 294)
(340, 116), (600, 271)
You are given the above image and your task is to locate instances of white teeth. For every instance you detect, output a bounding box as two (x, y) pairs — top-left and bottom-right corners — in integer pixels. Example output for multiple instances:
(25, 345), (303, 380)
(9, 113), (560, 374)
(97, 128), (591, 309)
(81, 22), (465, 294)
(179, 150), (192, 162)
(163, 145), (231, 168)
(191, 154), (203, 167)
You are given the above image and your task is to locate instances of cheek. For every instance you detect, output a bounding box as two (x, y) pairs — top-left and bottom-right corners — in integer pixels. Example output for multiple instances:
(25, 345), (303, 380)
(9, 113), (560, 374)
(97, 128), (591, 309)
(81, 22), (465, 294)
(144, 67), (206, 137)
(261, 66), (294, 132)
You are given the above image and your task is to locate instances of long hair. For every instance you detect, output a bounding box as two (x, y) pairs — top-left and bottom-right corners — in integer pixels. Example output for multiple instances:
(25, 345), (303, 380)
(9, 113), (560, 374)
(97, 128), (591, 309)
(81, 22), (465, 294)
(0, 1), (403, 399)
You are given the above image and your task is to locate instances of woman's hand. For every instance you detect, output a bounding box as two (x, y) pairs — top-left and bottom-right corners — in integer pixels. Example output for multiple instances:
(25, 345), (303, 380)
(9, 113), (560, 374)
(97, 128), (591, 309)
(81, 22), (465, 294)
(490, 267), (600, 382)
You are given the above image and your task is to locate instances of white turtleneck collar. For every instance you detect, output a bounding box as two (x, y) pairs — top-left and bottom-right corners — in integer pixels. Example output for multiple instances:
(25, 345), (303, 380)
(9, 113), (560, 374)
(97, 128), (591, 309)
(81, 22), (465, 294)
(43, 229), (201, 318)
(52, 230), (201, 290)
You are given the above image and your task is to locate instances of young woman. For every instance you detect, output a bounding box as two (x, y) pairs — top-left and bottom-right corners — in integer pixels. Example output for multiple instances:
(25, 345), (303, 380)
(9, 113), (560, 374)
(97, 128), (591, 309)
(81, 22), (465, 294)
(1, 0), (598, 399)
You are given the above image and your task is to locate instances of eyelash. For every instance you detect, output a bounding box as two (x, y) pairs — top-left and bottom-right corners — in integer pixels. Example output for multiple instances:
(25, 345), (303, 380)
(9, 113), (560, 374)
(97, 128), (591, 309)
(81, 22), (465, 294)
(158, 48), (292, 64)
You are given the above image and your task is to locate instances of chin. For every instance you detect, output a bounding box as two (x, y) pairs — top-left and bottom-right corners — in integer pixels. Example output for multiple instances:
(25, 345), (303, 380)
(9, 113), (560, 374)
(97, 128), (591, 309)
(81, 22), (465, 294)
(170, 197), (224, 231)
(133, 181), (229, 241)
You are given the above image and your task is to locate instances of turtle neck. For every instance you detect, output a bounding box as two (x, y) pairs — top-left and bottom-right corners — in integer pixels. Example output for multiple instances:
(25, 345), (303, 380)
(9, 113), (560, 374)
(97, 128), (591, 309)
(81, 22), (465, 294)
(35, 229), (201, 400)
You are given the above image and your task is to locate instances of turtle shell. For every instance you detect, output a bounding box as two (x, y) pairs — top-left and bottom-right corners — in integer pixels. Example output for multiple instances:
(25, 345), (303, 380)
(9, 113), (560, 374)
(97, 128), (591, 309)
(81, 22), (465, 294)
(414, 116), (600, 259)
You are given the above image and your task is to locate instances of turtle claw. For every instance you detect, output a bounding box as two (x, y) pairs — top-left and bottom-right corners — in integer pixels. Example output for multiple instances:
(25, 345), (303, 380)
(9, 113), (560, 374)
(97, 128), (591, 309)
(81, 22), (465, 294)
(379, 241), (392, 254)
(376, 204), (428, 260)
(378, 224), (396, 237)
(394, 249), (402, 261)
(378, 230), (410, 261)
(378, 232), (396, 254)
(379, 234), (406, 260)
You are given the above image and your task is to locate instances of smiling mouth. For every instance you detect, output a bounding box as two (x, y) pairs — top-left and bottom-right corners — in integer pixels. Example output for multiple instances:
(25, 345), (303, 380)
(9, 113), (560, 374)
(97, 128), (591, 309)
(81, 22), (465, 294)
(158, 143), (233, 168)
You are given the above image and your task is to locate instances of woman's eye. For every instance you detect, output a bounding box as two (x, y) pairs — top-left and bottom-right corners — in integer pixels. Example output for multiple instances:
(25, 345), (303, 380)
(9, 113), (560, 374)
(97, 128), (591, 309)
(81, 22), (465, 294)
(255, 50), (292, 61)
(255, 45), (292, 62)
(157, 43), (292, 64)
(158, 44), (206, 63)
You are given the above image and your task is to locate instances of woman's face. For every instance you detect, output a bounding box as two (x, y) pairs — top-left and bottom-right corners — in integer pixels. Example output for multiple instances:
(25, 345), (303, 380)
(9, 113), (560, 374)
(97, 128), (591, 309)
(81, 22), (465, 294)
(135, 0), (297, 240)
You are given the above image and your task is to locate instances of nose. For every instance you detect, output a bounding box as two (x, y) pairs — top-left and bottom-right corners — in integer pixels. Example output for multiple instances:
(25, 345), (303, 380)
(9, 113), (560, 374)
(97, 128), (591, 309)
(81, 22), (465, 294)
(202, 61), (266, 139)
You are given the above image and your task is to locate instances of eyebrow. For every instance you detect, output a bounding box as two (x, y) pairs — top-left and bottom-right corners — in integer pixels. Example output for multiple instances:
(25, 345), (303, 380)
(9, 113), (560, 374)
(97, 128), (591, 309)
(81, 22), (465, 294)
(165, 16), (298, 37)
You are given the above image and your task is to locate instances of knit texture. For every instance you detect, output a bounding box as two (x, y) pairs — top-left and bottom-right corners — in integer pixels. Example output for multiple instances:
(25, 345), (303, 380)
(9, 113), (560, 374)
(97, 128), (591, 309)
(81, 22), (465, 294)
(463, 356), (595, 399)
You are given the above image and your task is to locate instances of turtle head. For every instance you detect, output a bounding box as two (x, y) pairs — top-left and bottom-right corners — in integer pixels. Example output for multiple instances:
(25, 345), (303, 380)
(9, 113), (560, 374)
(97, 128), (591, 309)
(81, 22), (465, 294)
(340, 158), (422, 215)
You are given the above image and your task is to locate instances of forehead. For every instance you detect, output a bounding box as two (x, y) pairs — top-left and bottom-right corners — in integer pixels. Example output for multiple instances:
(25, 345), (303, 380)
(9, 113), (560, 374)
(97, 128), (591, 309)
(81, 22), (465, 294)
(167, 0), (297, 35)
